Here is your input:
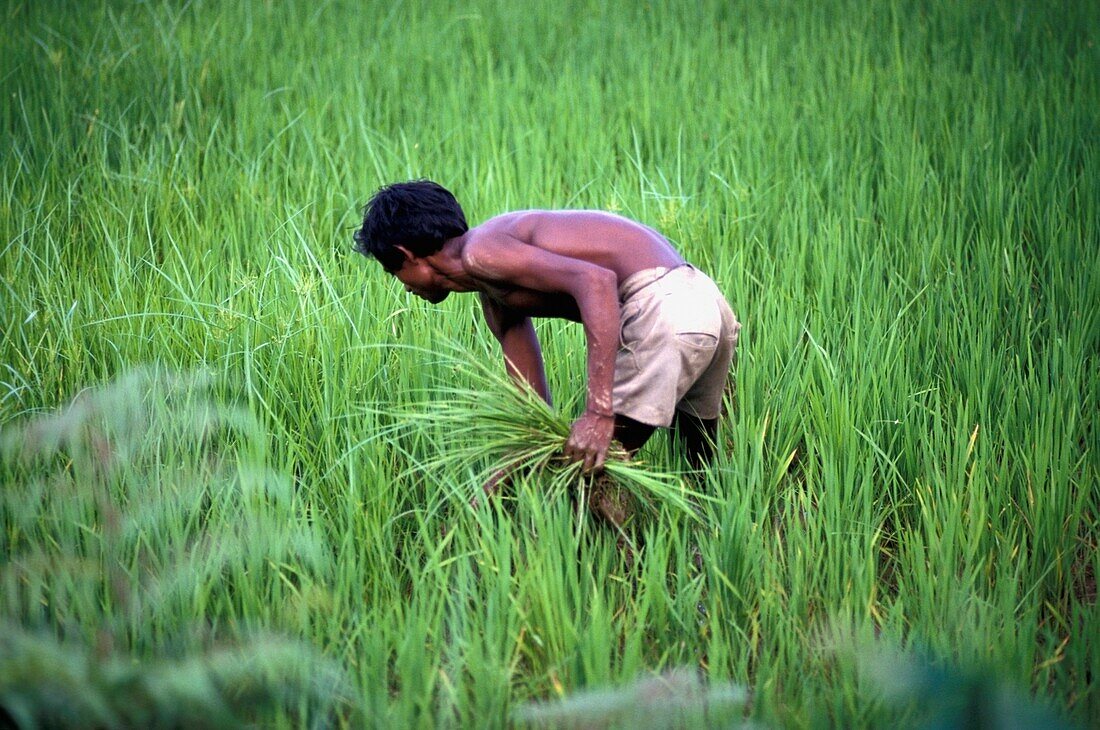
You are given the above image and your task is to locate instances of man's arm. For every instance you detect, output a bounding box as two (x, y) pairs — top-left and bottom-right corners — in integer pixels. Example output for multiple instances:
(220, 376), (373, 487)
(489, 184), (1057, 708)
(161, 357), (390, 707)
(479, 293), (551, 404)
(464, 235), (620, 472)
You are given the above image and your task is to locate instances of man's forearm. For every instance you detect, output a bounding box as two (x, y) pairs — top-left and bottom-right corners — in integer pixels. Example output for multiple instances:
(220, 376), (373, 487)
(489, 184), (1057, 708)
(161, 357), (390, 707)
(499, 319), (552, 404)
(574, 267), (620, 417)
(564, 266), (620, 472)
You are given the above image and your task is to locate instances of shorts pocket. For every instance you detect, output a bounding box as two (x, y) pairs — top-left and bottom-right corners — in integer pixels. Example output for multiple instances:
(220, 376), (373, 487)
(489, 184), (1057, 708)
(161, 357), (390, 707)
(675, 332), (718, 349)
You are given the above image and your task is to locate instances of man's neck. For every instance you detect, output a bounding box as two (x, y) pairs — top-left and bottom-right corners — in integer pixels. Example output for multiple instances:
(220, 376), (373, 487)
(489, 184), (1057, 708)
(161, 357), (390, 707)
(426, 236), (477, 292)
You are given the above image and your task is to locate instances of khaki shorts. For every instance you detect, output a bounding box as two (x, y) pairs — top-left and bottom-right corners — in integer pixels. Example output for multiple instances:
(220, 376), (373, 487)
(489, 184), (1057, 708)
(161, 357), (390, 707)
(612, 265), (740, 427)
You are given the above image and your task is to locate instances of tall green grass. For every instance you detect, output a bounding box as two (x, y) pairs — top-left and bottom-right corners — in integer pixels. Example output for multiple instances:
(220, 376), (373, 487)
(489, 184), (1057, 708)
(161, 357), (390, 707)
(0, 368), (352, 727)
(2, 0), (1097, 726)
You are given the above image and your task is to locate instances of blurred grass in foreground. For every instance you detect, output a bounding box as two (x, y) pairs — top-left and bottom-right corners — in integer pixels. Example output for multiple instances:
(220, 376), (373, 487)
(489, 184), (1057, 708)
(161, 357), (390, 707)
(0, 368), (355, 728)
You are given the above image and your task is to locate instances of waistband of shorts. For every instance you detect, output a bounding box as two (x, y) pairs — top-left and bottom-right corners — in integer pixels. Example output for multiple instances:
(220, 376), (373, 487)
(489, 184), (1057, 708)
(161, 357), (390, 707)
(618, 263), (693, 302)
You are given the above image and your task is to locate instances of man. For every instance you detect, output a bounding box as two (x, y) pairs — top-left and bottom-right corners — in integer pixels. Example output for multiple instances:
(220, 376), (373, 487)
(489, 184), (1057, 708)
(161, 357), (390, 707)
(353, 180), (739, 475)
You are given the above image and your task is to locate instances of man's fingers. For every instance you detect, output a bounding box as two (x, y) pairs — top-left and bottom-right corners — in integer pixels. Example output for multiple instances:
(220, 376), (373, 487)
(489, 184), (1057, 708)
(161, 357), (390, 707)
(570, 441), (585, 468)
(565, 437), (595, 471)
(565, 417), (613, 472)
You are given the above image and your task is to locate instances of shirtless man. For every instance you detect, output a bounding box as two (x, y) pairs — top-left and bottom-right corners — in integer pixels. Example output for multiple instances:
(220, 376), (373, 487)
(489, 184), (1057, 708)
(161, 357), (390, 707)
(353, 180), (739, 475)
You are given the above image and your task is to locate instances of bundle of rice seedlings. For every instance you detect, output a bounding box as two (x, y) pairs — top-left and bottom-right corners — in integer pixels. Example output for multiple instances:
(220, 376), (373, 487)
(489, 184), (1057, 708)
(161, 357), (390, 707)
(380, 342), (711, 526)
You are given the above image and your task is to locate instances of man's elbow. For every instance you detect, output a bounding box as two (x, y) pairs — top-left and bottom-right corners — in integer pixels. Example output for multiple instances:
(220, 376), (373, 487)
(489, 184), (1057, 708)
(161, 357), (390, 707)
(582, 266), (618, 299)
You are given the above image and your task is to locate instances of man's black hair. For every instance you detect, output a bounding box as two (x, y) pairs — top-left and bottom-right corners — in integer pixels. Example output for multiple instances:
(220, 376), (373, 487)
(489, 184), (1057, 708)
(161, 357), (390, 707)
(353, 180), (468, 272)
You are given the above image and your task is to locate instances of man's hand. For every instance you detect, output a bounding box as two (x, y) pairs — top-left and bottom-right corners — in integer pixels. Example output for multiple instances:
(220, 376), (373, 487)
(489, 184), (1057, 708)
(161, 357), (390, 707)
(564, 410), (616, 473)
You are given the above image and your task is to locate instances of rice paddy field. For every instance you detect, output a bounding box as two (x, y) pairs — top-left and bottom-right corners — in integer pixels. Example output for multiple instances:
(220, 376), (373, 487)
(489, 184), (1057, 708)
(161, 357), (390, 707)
(2, 0), (1098, 727)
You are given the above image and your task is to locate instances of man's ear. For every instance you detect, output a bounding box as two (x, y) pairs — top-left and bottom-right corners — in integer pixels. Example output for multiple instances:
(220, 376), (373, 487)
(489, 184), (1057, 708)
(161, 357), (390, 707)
(395, 245), (415, 263)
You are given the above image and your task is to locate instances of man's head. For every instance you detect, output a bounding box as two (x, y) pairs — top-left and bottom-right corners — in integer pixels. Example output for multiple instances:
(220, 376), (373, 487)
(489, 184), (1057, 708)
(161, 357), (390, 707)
(353, 180), (468, 273)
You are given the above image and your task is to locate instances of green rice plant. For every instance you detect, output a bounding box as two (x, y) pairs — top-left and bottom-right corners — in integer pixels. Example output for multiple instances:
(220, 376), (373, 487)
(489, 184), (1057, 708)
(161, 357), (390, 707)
(0, 626), (346, 730)
(848, 637), (1077, 730)
(0, 367), (355, 728)
(2, 0), (1097, 724)
(365, 342), (711, 530)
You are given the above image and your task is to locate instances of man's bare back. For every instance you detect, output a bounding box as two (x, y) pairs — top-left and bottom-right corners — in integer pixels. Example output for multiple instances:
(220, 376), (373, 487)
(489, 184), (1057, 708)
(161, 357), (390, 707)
(460, 211), (685, 321)
(476, 210), (686, 282)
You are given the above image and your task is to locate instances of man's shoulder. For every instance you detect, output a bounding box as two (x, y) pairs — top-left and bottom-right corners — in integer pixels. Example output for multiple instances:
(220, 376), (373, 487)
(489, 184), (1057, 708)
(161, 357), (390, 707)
(461, 212), (569, 281)
(469, 210), (538, 237)
(463, 212), (542, 253)
(459, 223), (521, 279)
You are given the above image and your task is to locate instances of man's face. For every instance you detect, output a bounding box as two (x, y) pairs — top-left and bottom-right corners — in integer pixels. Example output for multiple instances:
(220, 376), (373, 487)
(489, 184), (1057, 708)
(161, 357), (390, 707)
(392, 256), (449, 304)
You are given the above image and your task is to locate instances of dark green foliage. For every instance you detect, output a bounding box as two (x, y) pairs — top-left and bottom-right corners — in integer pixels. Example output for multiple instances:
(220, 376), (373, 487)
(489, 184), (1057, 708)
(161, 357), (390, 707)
(1, 0), (1096, 726)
